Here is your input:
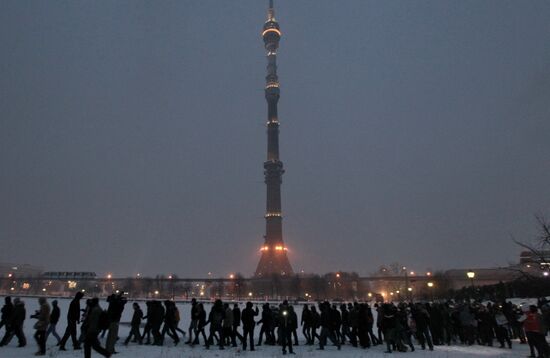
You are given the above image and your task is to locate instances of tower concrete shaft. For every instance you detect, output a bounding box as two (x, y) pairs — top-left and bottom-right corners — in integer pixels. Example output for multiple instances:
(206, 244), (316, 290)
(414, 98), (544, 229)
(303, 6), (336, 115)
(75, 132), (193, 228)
(255, 0), (293, 277)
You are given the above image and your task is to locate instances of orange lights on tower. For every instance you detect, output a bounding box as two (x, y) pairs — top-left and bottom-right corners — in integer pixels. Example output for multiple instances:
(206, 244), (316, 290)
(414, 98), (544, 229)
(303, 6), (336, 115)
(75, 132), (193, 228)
(262, 28), (282, 37)
(259, 245), (288, 252)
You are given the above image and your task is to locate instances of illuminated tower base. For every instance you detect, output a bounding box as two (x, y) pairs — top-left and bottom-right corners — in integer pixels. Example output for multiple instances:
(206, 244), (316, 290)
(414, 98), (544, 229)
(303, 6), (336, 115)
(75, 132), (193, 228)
(256, 243), (293, 277)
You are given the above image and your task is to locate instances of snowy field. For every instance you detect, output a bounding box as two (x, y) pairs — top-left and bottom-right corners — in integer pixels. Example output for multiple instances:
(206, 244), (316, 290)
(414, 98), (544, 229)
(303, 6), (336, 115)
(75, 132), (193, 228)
(0, 296), (535, 358)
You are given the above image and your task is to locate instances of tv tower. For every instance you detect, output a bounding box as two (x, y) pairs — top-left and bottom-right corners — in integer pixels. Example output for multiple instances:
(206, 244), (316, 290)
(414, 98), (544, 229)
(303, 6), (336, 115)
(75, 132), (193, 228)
(255, 0), (293, 277)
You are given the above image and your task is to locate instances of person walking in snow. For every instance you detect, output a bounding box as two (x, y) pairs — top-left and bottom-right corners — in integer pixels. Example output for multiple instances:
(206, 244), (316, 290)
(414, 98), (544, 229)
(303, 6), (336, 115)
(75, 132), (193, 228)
(241, 302), (259, 351)
(46, 299), (61, 345)
(59, 291), (83, 351)
(83, 298), (111, 358)
(31, 297), (50, 356)
(0, 297), (26, 348)
(0, 297), (13, 336)
(124, 302), (143, 345)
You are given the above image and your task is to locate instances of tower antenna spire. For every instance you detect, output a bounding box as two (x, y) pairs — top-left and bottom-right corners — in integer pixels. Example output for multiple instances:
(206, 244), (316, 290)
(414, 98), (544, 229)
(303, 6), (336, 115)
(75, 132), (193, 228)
(268, 0), (275, 21)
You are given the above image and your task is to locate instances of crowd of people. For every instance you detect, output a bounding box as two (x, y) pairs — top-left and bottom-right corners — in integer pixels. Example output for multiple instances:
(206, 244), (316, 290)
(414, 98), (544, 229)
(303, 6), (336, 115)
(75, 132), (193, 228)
(1, 292), (550, 357)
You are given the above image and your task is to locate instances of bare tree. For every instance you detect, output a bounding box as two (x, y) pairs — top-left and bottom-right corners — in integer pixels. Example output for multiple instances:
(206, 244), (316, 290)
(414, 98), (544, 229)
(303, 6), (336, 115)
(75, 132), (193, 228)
(512, 214), (550, 278)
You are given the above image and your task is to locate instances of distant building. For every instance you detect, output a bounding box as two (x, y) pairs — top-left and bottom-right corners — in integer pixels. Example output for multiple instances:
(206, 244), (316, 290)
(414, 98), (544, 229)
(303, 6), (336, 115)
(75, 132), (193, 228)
(42, 272), (97, 280)
(519, 250), (550, 266)
(0, 262), (44, 277)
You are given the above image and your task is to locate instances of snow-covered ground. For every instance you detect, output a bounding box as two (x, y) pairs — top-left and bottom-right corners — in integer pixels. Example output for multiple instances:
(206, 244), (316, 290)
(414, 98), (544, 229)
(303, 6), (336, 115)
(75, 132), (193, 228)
(0, 296), (534, 357)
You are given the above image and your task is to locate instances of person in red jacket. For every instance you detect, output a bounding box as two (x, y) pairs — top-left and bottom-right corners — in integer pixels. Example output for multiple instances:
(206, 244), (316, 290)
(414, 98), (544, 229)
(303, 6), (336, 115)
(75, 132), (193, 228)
(523, 305), (549, 358)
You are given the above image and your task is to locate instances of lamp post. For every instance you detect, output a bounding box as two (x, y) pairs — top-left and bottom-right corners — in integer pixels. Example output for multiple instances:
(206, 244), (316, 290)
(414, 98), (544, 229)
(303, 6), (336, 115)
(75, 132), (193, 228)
(402, 266), (410, 301)
(467, 270), (476, 300)
(427, 281), (434, 301)
(466, 270), (475, 288)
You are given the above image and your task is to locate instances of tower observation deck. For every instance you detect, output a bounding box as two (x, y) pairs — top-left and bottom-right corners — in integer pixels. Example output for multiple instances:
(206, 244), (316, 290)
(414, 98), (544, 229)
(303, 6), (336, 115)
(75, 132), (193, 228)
(255, 0), (293, 277)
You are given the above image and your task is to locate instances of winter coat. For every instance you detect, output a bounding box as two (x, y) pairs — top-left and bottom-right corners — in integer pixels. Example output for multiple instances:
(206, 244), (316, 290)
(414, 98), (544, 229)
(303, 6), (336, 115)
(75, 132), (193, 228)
(259, 308), (272, 326)
(12, 302), (26, 327)
(67, 298), (81, 322)
(301, 308), (312, 327)
(131, 308), (144, 326)
(197, 309), (207, 329)
(290, 310), (298, 330)
(241, 306), (259, 329)
(34, 302), (50, 331)
(232, 307), (241, 327)
(208, 305), (225, 329)
(341, 309), (350, 326)
(50, 305), (60, 325)
(223, 307), (233, 328)
(106, 295), (126, 323)
(412, 308), (430, 330)
(164, 304), (176, 324)
(190, 303), (198, 321)
(311, 310), (321, 328)
(330, 308), (342, 330)
(381, 313), (397, 332)
(495, 312), (508, 327)
(149, 302), (164, 327)
(349, 308), (359, 328)
(86, 305), (103, 335)
(319, 309), (331, 328)
(1, 301), (13, 322)
(278, 307), (294, 330)
(524, 312), (543, 333)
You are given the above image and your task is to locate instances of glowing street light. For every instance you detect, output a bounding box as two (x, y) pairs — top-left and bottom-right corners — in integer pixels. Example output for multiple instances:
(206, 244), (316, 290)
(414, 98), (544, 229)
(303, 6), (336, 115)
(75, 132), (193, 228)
(427, 282), (434, 288)
(229, 274), (235, 279)
(466, 270), (476, 289)
(154, 290), (160, 295)
(248, 292), (253, 297)
(107, 274), (112, 279)
(544, 272), (549, 277)
(407, 287), (413, 292)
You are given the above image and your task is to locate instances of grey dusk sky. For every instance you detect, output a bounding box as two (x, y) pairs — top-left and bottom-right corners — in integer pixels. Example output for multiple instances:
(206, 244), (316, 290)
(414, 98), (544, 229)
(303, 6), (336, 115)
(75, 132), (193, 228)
(1, 0), (549, 277)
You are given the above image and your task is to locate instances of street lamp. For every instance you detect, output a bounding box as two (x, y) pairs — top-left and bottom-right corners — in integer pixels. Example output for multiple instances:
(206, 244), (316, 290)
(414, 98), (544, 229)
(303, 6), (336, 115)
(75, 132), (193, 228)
(427, 282), (434, 300)
(402, 267), (410, 300)
(467, 270), (475, 287)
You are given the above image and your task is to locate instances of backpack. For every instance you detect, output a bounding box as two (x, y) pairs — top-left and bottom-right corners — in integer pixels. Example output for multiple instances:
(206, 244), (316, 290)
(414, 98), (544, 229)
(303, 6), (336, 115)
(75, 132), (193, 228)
(98, 310), (110, 331)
